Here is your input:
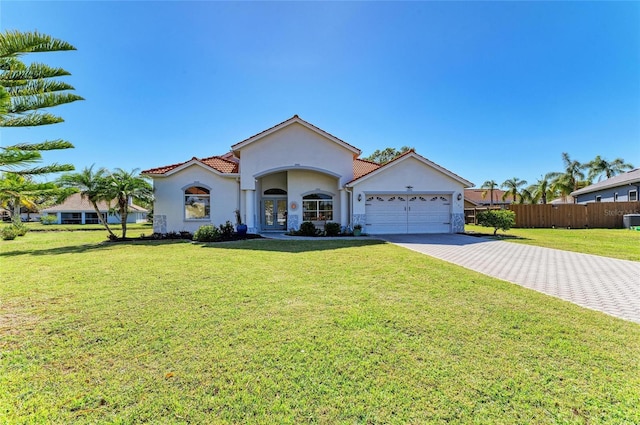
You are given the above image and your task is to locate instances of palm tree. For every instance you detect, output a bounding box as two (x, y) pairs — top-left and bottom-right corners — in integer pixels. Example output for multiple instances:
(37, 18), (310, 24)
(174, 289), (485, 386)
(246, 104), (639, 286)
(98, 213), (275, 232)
(526, 174), (556, 204)
(104, 169), (153, 238)
(586, 155), (634, 182)
(547, 153), (587, 201)
(480, 180), (499, 207)
(501, 177), (528, 204)
(58, 165), (117, 239)
(0, 172), (60, 225)
(0, 30), (83, 176)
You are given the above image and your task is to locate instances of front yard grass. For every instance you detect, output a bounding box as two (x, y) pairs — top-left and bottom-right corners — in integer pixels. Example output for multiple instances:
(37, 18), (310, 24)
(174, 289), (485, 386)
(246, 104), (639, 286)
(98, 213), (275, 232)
(1, 231), (639, 423)
(465, 224), (640, 262)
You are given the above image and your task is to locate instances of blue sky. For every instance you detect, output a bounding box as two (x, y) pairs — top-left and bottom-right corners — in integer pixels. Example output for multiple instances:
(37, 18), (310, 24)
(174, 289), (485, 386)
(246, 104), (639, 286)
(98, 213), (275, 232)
(1, 1), (639, 188)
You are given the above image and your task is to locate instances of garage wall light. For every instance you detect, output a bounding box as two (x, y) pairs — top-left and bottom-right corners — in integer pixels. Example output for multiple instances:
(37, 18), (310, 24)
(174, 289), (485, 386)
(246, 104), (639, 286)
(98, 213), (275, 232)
(357, 193), (362, 202)
(457, 193), (463, 201)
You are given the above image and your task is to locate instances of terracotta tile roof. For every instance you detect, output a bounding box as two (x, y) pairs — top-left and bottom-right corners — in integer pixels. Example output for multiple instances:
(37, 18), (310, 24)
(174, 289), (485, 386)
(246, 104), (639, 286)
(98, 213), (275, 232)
(353, 158), (381, 179)
(199, 156), (239, 173)
(464, 189), (515, 205)
(141, 155), (238, 175)
(231, 115), (362, 155)
(42, 193), (148, 213)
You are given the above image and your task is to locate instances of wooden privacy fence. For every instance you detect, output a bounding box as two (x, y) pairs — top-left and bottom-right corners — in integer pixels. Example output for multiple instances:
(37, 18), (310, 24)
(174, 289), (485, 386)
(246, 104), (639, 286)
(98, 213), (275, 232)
(509, 202), (640, 228)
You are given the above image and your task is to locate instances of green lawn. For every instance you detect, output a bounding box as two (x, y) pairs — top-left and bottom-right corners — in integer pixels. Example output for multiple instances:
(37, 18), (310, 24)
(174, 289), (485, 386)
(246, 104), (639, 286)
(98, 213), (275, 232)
(1, 231), (639, 424)
(465, 224), (640, 262)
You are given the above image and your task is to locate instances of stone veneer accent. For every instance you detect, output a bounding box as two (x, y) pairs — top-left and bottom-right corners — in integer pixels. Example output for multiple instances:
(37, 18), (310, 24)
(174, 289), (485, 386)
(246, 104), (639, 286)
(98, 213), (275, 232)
(352, 214), (366, 227)
(288, 214), (300, 231)
(452, 212), (465, 233)
(153, 215), (167, 234)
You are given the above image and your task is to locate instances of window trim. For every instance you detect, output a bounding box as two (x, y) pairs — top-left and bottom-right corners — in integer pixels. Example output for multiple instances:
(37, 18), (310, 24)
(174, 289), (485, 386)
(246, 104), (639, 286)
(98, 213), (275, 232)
(302, 192), (334, 221)
(595, 195), (601, 203)
(183, 184), (211, 221)
(629, 190), (638, 202)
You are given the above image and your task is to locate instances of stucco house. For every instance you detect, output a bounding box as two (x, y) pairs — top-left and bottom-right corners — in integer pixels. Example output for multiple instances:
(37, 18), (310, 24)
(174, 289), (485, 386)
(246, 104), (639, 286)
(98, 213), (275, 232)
(571, 168), (640, 204)
(41, 193), (148, 225)
(141, 116), (473, 235)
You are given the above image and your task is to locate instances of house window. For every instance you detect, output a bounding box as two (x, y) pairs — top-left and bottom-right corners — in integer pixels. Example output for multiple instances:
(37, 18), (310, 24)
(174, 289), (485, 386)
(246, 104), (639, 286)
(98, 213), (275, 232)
(595, 195), (601, 203)
(264, 188), (287, 195)
(61, 212), (82, 224)
(184, 186), (210, 220)
(614, 193), (618, 202)
(630, 190), (638, 202)
(85, 212), (107, 224)
(302, 193), (333, 221)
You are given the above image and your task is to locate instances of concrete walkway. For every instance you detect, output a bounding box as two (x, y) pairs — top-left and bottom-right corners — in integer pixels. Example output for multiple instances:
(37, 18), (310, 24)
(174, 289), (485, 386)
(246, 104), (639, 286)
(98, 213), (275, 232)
(379, 234), (640, 324)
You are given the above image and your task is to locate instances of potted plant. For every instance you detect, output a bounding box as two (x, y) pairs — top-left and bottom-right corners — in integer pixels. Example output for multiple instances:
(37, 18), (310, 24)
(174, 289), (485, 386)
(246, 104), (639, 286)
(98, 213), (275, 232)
(353, 224), (362, 236)
(235, 209), (247, 236)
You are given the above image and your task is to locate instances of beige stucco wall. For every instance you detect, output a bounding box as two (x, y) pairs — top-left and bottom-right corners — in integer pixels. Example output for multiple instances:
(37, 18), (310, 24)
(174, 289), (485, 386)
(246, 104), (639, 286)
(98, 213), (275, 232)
(153, 164), (239, 233)
(238, 123), (355, 190)
(350, 156), (466, 216)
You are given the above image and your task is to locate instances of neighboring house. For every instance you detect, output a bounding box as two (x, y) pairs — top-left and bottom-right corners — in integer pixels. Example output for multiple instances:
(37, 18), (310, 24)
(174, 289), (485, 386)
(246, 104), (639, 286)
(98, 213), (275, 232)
(464, 189), (515, 208)
(571, 169), (640, 204)
(142, 115), (473, 235)
(41, 193), (148, 224)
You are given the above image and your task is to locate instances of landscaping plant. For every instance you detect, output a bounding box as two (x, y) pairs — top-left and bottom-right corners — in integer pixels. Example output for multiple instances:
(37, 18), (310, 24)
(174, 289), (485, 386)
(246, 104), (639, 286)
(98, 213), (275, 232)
(477, 209), (516, 235)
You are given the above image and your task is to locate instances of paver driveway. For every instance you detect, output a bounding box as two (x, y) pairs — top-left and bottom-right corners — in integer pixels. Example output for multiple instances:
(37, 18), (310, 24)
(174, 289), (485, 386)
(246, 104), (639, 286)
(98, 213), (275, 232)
(380, 233), (640, 324)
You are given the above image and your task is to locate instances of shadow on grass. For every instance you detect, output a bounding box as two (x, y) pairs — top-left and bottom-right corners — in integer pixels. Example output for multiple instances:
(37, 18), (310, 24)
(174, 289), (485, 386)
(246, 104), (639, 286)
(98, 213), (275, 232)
(463, 232), (531, 241)
(0, 239), (190, 257)
(198, 238), (387, 253)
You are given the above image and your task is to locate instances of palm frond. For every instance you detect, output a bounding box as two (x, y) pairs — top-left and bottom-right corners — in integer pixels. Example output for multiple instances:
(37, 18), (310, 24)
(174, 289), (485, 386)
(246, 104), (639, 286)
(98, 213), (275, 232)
(11, 163), (75, 175)
(5, 80), (75, 97)
(8, 92), (84, 114)
(0, 30), (76, 58)
(10, 139), (74, 151)
(0, 112), (64, 127)
(0, 63), (73, 84)
(0, 149), (42, 169)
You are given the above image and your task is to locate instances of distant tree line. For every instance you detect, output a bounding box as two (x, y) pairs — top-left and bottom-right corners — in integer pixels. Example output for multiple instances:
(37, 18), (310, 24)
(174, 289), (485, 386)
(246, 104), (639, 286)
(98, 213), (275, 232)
(480, 153), (634, 205)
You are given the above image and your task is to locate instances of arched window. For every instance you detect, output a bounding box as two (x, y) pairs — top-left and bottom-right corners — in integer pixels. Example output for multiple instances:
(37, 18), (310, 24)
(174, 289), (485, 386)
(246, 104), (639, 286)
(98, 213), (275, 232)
(184, 186), (210, 220)
(302, 193), (333, 221)
(264, 188), (287, 195)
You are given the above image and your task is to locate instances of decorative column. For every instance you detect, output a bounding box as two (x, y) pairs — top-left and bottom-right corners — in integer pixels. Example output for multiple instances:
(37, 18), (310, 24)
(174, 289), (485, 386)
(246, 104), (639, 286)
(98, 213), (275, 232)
(245, 189), (256, 233)
(339, 189), (348, 227)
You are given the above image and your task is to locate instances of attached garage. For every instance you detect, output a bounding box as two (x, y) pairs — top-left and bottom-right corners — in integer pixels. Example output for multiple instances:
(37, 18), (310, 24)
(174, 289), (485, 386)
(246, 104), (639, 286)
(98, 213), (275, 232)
(365, 194), (451, 234)
(347, 151), (473, 234)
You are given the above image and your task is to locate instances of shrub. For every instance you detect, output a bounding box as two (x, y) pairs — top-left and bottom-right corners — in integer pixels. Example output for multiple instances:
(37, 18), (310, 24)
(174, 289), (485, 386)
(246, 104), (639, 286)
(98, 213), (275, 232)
(477, 209), (516, 235)
(194, 225), (221, 242)
(40, 215), (57, 225)
(1, 226), (18, 240)
(298, 221), (317, 237)
(219, 221), (235, 241)
(324, 222), (340, 237)
(13, 224), (28, 236)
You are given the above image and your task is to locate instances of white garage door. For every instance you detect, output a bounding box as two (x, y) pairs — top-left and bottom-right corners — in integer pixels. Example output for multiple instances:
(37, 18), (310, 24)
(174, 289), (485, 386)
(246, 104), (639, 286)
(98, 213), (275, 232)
(365, 194), (451, 234)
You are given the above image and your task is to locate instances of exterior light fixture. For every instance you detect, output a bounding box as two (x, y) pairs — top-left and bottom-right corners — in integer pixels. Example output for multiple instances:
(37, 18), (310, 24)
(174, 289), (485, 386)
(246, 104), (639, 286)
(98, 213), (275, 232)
(457, 193), (462, 201)
(357, 193), (362, 202)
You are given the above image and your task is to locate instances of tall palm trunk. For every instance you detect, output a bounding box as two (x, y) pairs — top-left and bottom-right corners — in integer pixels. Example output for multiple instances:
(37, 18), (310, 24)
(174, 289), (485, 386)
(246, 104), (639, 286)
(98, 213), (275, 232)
(12, 199), (21, 225)
(119, 198), (128, 238)
(91, 201), (116, 239)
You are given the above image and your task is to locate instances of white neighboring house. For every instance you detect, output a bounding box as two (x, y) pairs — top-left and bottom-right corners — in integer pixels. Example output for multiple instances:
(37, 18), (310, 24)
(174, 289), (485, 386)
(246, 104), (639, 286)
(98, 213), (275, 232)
(41, 193), (148, 225)
(142, 115), (473, 235)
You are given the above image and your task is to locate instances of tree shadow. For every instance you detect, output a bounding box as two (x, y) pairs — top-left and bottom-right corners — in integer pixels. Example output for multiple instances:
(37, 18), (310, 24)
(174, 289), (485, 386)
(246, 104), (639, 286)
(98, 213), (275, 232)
(0, 239), (190, 257)
(198, 238), (387, 253)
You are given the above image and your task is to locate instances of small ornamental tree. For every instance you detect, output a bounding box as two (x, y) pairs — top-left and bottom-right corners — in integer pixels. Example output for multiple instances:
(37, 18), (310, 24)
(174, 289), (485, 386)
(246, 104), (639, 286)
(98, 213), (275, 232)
(477, 209), (516, 236)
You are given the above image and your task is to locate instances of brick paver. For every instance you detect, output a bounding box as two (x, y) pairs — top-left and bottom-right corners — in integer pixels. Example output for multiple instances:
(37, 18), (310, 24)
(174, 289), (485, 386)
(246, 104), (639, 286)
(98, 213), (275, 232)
(380, 234), (640, 324)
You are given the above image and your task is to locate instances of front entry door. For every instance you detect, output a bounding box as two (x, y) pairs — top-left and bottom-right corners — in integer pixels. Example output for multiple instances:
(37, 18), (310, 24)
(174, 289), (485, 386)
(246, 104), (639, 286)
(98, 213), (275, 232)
(262, 198), (287, 230)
